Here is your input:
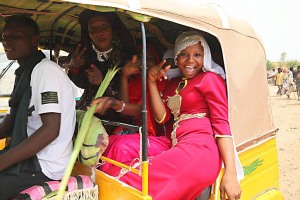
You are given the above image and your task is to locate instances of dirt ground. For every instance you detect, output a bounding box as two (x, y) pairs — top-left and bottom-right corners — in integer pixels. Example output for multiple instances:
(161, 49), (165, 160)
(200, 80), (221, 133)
(0, 84), (298, 199)
(268, 85), (300, 199)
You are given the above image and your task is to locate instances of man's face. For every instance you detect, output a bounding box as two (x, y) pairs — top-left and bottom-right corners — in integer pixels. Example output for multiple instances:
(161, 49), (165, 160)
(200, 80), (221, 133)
(2, 21), (39, 61)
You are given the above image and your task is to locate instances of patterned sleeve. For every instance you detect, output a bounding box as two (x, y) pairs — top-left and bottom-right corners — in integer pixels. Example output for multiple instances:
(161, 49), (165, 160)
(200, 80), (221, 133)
(196, 72), (232, 137)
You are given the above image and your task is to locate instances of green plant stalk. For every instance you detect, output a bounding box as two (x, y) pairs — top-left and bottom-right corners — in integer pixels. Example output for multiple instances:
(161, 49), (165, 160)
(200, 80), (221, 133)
(55, 66), (120, 200)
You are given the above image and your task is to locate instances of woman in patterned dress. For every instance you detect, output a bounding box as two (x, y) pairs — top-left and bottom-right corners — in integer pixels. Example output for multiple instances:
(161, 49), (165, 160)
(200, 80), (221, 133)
(67, 9), (135, 133)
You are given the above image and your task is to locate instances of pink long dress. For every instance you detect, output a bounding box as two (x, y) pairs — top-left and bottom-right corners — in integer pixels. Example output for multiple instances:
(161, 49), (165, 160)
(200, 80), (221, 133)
(119, 71), (232, 200)
(99, 75), (172, 173)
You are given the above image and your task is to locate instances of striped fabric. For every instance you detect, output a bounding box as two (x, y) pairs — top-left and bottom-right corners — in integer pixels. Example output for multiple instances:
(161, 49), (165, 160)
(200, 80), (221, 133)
(76, 110), (109, 166)
(12, 175), (97, 200)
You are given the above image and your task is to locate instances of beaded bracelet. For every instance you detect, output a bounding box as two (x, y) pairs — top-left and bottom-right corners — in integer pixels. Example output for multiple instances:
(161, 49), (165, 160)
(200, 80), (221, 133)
(115, 101), (125, 112)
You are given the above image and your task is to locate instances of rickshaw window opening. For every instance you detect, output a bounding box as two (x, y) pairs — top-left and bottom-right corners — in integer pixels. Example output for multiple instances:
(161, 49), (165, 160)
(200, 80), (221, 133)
(144, 23), (174, 49)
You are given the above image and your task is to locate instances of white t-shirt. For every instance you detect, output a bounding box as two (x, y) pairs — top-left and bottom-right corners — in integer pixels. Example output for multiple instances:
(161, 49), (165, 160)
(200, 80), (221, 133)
(27, 58), (76, 180)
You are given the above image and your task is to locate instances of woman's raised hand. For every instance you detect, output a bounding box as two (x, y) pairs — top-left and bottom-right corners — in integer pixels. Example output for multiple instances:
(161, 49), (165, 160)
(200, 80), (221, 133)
(122, 55), (141, 78)
(86, 64), (103, 86)
(69, 43), (87, 69)
(148, 60), (171, 82)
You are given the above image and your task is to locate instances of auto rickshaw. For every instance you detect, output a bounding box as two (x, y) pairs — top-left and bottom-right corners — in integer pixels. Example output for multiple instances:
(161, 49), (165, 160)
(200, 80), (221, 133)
(0, 0), (284, 199)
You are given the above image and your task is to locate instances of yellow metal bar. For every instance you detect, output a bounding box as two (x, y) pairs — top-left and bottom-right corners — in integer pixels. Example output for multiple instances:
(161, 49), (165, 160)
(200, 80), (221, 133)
(0, 139), (6, 150)
(142, 161), (149, 196)
(213, 173), (221, 200)
(0, 110), (8, 114)
(210, 169), (223, 200)
(100, 156), (140, 175)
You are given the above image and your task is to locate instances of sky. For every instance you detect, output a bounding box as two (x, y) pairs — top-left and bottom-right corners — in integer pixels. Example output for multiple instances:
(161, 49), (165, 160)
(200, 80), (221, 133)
(220, 0), (300, 62)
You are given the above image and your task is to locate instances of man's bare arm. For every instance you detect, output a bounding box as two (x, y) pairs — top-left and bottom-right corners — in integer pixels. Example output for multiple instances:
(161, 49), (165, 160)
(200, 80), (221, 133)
(0, 114), (11, 139)
(0, 113), (61, 171)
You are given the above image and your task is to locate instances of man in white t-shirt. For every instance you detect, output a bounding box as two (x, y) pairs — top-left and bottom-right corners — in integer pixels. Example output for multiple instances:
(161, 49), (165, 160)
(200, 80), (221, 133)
(0, 15), (76, 199)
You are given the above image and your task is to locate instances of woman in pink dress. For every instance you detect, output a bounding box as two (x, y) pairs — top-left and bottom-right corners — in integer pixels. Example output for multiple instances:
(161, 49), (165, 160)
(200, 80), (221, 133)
(117, 31), (242, 200)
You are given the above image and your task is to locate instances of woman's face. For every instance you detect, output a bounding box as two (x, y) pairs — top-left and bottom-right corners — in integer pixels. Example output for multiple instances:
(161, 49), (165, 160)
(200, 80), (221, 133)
(176, 42), (204, 79)
(137, 47), (157, 69)
(88, 16), (113, 51)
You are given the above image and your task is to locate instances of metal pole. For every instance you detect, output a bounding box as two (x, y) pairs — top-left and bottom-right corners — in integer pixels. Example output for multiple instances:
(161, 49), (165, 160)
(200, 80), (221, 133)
(140, 22), (148, 162)
(140, 22), (149, 197)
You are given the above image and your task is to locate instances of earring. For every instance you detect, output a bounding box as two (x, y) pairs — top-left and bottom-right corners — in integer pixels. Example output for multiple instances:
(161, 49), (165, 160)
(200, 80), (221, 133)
(112, 34), (120, 46)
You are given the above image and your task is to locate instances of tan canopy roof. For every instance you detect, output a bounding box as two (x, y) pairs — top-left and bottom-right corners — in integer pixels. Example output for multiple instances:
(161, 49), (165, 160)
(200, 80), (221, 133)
(0, 0), (275, 148)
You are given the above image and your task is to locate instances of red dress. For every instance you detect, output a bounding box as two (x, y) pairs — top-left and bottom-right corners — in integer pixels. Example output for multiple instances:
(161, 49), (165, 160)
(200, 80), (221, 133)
(99, 74), (172, 173)
(126, 74), (173, 137)
(119, 71), (231, 200)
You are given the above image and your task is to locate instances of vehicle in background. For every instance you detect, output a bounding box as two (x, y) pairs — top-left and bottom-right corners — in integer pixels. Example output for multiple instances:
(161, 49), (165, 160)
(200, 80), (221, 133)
(0, 53), (16, 120)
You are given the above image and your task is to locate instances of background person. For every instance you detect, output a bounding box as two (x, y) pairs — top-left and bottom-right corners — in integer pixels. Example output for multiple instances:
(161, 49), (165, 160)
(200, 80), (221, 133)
(275, 67), (284, 96)
(284, 67), (294, 98)
(295, 73), (300, 100)
(293, 66), (300, 81)
(267, 68), (277, 85)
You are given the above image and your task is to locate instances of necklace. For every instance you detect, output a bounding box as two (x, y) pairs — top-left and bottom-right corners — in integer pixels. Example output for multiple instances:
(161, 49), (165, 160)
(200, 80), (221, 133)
(92, 44), (113, 62)
(176, 78), (187, 93)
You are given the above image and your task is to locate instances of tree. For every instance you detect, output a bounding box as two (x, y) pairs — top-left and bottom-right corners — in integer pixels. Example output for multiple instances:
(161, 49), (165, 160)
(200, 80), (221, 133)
(286, 60), (300, 69)
(266, 60), (274, 70)
(279, 52), (286, 67)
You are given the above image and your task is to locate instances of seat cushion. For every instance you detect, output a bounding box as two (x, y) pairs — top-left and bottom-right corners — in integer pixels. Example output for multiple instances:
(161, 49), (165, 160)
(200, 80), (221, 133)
(12, 175), (98, 200)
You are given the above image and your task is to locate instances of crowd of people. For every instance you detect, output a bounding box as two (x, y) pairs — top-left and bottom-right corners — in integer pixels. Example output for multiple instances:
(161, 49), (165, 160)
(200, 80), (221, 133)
(267, 65), (300, 100)
(0, 11), (243, 200)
